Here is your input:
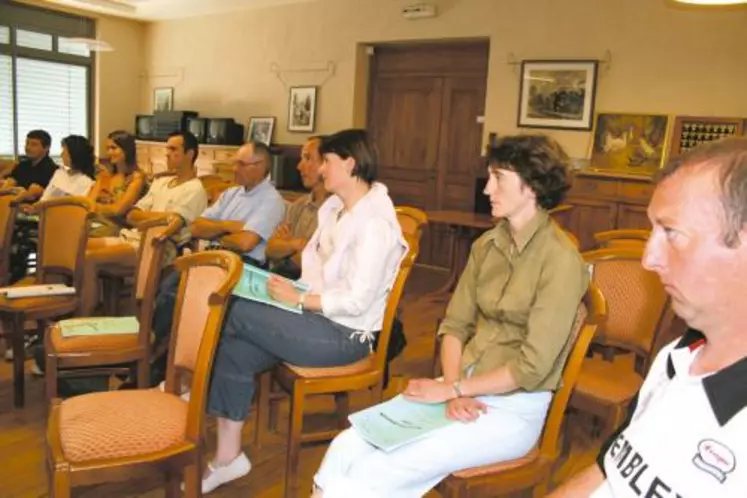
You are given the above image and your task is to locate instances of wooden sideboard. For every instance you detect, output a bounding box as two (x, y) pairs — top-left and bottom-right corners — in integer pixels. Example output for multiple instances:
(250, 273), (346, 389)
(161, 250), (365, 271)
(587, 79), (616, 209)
(566, 171), (653, 250)
(135, 140), (239, 177)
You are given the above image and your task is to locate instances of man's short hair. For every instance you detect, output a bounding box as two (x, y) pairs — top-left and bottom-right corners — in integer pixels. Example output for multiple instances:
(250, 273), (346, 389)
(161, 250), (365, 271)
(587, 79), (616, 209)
(249, 140), (272, 175)
(657, 137), (747, 248)
(26, 129), (51, 150)
(319, 129), (377, 185)
(168, 130), (199, 164)
(486, 134), (571, 210)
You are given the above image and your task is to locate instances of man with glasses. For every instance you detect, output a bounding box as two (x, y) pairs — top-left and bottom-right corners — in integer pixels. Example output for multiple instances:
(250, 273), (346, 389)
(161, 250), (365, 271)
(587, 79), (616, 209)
(190, 141), (285, 267)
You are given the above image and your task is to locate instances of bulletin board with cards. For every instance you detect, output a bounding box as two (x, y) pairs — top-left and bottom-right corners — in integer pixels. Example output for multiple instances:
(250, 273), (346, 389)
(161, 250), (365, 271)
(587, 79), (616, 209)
(669, 116), (744, 157)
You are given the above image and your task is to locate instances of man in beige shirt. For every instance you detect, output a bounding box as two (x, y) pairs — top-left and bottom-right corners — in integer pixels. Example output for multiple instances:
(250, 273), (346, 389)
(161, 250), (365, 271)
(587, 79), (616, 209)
(313, 134), (589, 498)
(266, 135), (329, 278)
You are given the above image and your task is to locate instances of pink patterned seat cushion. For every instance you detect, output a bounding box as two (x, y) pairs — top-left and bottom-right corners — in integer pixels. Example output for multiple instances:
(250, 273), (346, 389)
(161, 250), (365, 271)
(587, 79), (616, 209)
(58, 390), (188, 463)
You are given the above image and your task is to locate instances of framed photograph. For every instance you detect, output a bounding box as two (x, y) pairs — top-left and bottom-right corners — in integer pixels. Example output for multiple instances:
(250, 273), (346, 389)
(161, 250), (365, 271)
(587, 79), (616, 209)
(517, 60), (598, 131)
(288, 86), (317, 132)
(669, 115), (744, 157)
(589, 112), (671, 176)
(246, 117), (275, 146)
(153, 87), (174, 112)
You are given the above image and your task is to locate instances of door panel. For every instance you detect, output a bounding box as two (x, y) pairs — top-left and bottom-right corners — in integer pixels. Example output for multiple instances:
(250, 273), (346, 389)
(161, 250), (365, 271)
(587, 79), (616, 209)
(369, 75), (442, 209)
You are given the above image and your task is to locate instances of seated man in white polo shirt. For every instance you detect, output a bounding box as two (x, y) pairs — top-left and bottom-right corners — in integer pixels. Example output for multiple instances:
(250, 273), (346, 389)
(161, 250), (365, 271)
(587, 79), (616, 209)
(550, 138), (747, 497)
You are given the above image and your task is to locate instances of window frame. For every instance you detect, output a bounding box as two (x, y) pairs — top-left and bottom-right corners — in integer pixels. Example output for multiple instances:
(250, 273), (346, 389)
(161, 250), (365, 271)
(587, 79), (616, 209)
(0, 2), (95, 158)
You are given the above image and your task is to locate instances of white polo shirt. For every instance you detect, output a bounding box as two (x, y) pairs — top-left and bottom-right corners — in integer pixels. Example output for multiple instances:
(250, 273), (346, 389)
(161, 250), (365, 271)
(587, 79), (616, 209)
(592, 330), (747, 497)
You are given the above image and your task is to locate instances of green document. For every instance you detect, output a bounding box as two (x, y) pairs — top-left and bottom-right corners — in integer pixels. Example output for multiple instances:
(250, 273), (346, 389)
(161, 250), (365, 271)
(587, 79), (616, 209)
(59, 316), (139, 337)
(232, 264), (310, 314)
(348, 394), (455, 452)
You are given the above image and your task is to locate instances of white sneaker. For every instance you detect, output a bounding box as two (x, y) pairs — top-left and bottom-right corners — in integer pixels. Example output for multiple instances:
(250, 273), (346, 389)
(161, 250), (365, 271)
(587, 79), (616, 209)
(158, 381), (191, 402)
(200, 453), (252, 494)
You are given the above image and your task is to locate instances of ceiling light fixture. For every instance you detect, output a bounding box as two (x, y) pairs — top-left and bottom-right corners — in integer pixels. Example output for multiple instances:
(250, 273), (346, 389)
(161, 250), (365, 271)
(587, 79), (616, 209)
(674, 0), (747, 4)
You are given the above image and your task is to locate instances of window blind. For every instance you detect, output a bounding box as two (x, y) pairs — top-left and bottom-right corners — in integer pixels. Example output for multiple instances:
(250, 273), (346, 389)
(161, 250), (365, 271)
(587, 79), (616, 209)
(15, 58), (88, 157)
(0, 55), (13, 156)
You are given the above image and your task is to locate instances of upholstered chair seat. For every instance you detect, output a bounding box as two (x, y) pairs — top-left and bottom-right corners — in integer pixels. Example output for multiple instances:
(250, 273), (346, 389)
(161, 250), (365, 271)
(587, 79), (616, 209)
(58, 390), (188, 462)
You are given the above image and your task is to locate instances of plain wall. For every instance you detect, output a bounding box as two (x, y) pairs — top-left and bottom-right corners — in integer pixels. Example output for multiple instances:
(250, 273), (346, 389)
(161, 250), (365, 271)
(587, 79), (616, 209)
(141, 0), (747, 157)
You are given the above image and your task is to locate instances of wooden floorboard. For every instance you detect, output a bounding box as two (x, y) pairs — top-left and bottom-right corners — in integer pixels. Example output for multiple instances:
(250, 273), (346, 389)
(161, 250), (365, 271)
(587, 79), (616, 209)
(0, 265), (603, 497)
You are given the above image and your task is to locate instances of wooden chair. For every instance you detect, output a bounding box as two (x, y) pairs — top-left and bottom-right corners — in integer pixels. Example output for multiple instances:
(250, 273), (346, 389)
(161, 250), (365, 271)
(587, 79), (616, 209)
(569, 246), (673, 437)
(255, 209), (427, 498)
(0, 196), (93, 408)
(436, 282), (607, 498)
(45, 250), (242, 498)
(593, 228), (650, 249)
(0, 191), (21, 287)
(43, 216), (182, 402)
(199, 174), (235, 206)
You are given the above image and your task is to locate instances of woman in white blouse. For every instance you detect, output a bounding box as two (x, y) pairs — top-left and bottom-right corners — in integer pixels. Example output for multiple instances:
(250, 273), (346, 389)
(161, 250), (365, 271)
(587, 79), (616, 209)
(200, 129), (408, 493)
(39, 135), (95, 202)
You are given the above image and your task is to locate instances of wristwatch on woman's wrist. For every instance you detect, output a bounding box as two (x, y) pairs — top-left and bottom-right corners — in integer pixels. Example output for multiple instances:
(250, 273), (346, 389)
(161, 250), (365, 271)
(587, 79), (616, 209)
(297, 292), (307, 310)
(452, 381), (463, 399)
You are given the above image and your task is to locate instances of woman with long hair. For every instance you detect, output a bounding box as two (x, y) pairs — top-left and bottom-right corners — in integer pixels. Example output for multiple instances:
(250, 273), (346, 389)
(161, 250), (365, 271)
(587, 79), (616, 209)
(38, 135), (95, 202)
(87, 130), (146, 230)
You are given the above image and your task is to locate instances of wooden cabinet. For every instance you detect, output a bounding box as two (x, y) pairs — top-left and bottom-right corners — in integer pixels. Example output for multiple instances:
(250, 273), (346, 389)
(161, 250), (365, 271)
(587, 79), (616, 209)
(566, 172), (653, 250)
(135, 140), (239, 177)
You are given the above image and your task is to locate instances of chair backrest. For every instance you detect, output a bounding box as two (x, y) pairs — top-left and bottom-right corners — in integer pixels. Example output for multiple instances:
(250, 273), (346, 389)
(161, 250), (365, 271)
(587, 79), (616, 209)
(199, 174), (235, 206)
(594, 228), (650, 249)
(372, 232), (420, 372)
(133, 216), (183, 350)
(0, 193), (20, 286)
(537, 281), (606, 462)
(371, 207), (427, 373)
(548, 203), (573, 231)
(395, 206), (428, 241)
(583, 246), (670, 359)
(163, 250), (242, 440)
(35, 196), (93, 290)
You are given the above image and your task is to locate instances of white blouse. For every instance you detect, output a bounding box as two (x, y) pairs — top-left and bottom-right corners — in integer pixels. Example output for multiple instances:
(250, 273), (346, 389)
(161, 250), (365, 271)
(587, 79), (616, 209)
(40, 168), (94, 202)
(301, 182), (407, 335)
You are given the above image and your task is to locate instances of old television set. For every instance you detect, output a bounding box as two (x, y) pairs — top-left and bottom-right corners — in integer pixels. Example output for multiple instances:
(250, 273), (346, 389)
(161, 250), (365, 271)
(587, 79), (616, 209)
(135, 115), (154, 140)
(269, 153), (303, 190)
(187, 117), (208, 143)
(152, 111), (198, 141)
(207, 118), (244, 145)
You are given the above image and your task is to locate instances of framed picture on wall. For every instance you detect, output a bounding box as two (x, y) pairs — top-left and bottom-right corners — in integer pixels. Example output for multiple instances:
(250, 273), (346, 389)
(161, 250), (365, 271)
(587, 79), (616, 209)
(589, 112), (671, 176)
(247, 117), (275, 145)
(287, 86), (317, 132)
(153, 87), (174, 112)
(517, 60), (598, 131)
(669, 115), (744, 157)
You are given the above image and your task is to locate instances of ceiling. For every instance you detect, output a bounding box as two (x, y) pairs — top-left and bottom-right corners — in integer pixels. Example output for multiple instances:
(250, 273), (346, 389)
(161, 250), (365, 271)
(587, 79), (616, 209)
(42, 0), (322, 21)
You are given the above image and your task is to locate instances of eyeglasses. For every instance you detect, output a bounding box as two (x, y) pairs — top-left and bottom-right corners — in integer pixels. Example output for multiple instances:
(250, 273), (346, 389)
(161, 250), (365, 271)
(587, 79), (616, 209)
(234, 158), (264, 168)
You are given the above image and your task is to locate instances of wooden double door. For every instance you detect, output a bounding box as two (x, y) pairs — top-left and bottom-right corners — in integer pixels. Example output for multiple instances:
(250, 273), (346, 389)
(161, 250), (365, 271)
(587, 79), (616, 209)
(367, 42), (489, 267)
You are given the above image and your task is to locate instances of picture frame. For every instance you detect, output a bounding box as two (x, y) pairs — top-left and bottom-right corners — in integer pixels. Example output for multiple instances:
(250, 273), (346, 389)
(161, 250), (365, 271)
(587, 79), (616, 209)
(287, 86), (317, 132)
(589, 112), (672, 177)
(517, 60), (598, 131)
(153, 87), (174, 112)
(246, 117), (276, 146)
(669, 115), (744, 157)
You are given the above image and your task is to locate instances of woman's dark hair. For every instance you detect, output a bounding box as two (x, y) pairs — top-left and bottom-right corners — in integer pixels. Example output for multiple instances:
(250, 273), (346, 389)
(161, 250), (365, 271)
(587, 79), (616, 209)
(487, 134), (571, 210)
(319, 129), (377, 185)
(61, 135), (96, 179)
(107, 130), (138, 171)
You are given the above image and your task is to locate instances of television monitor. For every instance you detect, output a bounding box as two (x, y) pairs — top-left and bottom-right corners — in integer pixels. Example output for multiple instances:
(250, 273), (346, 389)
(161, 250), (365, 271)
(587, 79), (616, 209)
(135, 115), (154, 140)
(207, 118), (244, 145)
(187, 117), (208, 143)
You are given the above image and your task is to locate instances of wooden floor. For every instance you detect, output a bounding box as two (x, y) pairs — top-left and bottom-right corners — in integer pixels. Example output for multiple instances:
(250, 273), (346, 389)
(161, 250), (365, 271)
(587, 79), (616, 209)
(0, 266), (603, 498)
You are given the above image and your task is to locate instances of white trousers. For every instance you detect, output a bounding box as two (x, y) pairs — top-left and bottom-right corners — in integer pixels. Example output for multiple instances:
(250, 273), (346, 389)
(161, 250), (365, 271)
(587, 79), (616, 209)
(314, 390), (552, 498)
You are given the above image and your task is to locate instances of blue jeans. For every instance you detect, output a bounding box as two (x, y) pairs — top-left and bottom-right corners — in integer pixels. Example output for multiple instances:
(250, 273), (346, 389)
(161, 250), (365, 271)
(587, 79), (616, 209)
(207, 298), (371, 421)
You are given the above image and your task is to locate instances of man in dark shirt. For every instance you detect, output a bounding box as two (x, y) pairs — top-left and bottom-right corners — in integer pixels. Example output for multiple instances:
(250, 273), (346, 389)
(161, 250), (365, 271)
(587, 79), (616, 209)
(1, 130), (58, 201)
